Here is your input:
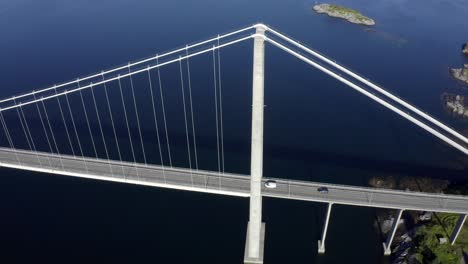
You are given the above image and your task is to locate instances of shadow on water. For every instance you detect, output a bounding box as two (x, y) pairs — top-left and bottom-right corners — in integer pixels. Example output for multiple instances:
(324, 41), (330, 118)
(363, 28), (409, 47)
(263, 142), (468, 181)
(145, 129), (468, 183)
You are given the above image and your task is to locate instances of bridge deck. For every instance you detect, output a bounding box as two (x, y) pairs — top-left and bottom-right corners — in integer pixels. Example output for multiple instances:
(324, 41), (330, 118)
(0, 148), (467, 214)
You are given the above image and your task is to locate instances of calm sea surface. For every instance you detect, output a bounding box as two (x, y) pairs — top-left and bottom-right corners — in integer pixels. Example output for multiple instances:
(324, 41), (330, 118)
(1, 0), (467, 263)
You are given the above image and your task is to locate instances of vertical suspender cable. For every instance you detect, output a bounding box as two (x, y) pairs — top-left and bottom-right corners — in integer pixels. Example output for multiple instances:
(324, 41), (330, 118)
(0, 110), (20, 165)
(179, 58), (193, 186)
(19, 105), (42, 167)
(212, 47), (221, 190)
(212, 48), (221, 175)
(14, 99), (32, 151)
(65, 89), (88, 173)
(90, 83), (113, 176)
(186, 46), (198, 170)
(0, 112), (14, 148)
(217, 37), (225, 174)
(147, 67), (166, 183)
(41, 99), (64, 170)
(33, 93), (53, 167)
(103, 73), (125, 177)
(156, 57), (173, 168)
(118, 76), (139, 178)
(78, 83), (98, 159)
(128, 65), (148, 165)
(55, 88), (76, 157)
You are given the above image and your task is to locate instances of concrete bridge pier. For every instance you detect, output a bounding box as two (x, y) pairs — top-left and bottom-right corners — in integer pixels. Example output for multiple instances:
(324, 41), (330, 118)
(383, 209), (404, 256)
(450, 214), (467, 245)
(244, 222), (266, 264)
(244, 24), (266, 264)
(318, 203), (333, 254)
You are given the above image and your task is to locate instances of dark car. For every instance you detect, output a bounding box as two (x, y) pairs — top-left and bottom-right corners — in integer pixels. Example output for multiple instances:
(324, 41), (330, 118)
(317, 187), (329, 194)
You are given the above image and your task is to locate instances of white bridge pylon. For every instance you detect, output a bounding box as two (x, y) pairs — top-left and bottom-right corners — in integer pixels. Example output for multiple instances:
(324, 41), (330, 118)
(0, 23), (467, 263)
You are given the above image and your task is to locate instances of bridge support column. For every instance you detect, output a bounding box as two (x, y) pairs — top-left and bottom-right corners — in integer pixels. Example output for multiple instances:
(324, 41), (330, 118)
(318, 203), (333, 254)
(383, 209), (404, 256)
(244, 24), (266, 264)
(450, 214), (467, 245)
(244, 222), (266, 264)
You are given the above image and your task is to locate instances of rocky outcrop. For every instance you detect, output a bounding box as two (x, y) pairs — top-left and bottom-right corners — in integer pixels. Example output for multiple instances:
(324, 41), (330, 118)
(450, 64), (468, 84)
(463, 43), (468, 55)
(369, 175), (396, 189)
(392, 233), (414, 264)
(313, 4), (375, 26)
(443, 94), (468, 118)
(369, 176), (449, 193)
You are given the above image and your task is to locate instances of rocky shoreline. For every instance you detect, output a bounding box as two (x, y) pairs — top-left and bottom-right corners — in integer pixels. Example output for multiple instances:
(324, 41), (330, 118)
(369, 176), (468, 263)
(369, 176), (449, 193)
(450, 64), (468, 84)
(313, 4), (375, 26)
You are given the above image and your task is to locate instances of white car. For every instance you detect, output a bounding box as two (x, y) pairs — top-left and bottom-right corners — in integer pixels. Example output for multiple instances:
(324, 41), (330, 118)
(264, 180), (277, 189)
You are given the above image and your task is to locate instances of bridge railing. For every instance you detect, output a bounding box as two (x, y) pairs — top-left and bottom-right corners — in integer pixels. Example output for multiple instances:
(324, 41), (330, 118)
(1, 147), (467, 213)
(2, 145), (467, 203)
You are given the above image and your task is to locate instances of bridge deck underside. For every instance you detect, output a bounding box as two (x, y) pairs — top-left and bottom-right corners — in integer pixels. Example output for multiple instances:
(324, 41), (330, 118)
(0, 148), (467, 214)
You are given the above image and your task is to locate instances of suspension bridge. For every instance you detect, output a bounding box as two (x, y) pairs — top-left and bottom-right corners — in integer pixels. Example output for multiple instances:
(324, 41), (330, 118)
(1, 23), (467, 263)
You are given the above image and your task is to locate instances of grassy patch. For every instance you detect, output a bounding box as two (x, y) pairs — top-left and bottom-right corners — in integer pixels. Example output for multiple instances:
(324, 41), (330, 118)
(462, 69), (468, 78)
(326, 5), (371, 21)
(436, 213), (468, 251)
(457, 221), (468, 247)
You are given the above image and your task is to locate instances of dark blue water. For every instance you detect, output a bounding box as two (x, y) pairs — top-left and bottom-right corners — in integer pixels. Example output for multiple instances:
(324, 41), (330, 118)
(1, 0), (467, 263)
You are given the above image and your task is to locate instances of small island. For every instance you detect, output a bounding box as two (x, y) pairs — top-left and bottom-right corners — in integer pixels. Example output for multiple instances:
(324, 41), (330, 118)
(463, 43), (468, 55)
(313, 4), (375, 26)
(443, 93), (468, 118)
(450, 64), (468, 84)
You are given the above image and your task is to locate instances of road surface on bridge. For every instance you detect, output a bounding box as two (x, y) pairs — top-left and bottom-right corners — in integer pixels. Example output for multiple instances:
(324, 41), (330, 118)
(0, 148), (467, 214)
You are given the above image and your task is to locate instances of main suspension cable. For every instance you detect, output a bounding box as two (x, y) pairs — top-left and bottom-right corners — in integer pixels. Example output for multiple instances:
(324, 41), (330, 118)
(0, 25), (256, 106)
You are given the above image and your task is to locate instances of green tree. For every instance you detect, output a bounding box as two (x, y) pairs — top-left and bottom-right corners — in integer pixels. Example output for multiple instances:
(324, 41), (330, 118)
(414, 224), (460, 264)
